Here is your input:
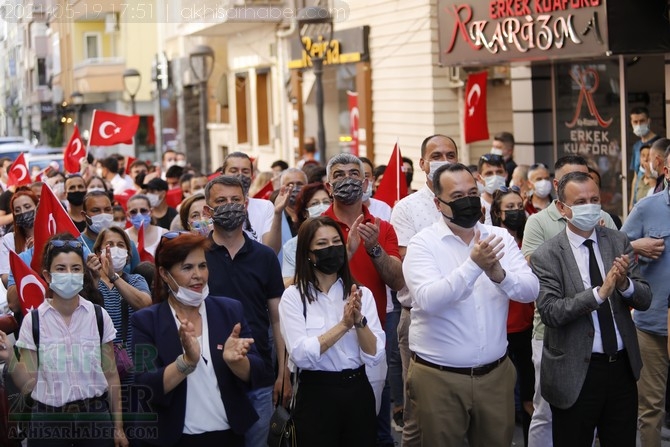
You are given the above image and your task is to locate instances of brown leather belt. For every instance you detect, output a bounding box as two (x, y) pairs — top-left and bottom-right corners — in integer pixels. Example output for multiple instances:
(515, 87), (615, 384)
(412, 353), (507, 377)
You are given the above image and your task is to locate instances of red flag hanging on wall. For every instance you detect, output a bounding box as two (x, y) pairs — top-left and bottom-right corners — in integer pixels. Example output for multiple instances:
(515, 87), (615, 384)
(373, 143), (407, 208)
(9, 250), (47, 315)
(464, 71), (489, 144)
(347, 91), (360, 156)
(64, 125), (86, 174)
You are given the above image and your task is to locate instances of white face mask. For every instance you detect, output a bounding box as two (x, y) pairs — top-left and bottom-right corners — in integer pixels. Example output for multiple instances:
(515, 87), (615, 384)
(96, 167), (104, 177)
(490, 148), (504, 156)
(533, 179), (552, 199)
(565, 203), (602, 232)
(87, 186), (105, 193)
(52, 182), (64, 196)
(88, 213), (113, 234)
(307, 203), (330, 218)
(50, 273), (84, 299)
(147, 193), (161, 208)
(483, 175), (506, 195)
(361, 179), (373, 202)
(649, 160), (659, 179)
(109, 247), (128, 272)
(428, 161), (452, 183)
(192, 188), (205, 197)
(167, 272), (209, 307)
(633, 123), (650, 138)
(176, 160), (187, 168)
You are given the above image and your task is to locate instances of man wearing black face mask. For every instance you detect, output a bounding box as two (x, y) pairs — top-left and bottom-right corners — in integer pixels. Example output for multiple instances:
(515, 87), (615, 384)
(277, 168), (307, 266)
(65, 174), (88, 232)
(403, 163), (539, 446)
(202, 175), (288, 447)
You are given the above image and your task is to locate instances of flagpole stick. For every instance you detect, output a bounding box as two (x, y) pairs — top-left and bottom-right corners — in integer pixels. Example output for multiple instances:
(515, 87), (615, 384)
(86, 109), (96, 157)
(396, 138), (400, 204)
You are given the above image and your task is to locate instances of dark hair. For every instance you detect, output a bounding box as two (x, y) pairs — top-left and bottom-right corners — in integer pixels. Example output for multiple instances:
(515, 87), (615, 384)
(587, 167), (601, 187)
(630, 106), (649, 117)
(10, 190), (39, 253)
(373, 165), (386, 179)
(153, 233), (211, 303)
(294, 182), (329, 225)
(304, 165), (326, 184)
(179, 193), (206, 230)
(165, 165), (184, 180)
(82, 190), (112, 213)
(420, 134), (458, 159)
(42, 233), (102, 305)
(554, 155), (587, 172)
(358, 157), (374, 173)
(432, 163), (474, 197)
(402, 157), (414, 168)
(221, 152), (252, 173)
(100, 156), (119, 174)
(92, 227), (132, 266)
(132, 262), (155, 291)
(478, 153), (505, 172)
(294, 217), (355, 304)
(162, 149), (176, 162)
(204, 175), (245, 201)
(493, 131), (515, 147)
(129, 160), (149, 171)
(86, 175), (109, 192)
(179, 172), (194, 186)
(557, 171), (597, 202)
(271, 160), (289, 171)
(64, 173), (85, 190)
(491, 188), (524, 240)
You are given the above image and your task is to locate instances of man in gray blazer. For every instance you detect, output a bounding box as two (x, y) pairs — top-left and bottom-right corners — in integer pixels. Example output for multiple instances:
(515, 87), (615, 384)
(530, 171), (651, 447)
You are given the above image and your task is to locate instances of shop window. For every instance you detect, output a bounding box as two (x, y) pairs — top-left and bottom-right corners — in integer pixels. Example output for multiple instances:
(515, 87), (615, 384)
(256, 71), (270, 146)
(235, 74), (248, 144)
(84, 32), (101, 60)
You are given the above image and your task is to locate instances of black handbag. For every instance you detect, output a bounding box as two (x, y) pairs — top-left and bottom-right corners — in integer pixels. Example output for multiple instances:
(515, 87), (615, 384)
(267, 351), (298, 447)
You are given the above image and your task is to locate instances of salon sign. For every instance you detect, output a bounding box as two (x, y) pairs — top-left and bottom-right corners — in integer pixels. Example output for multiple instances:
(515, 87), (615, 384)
(437, 0), (607, 66)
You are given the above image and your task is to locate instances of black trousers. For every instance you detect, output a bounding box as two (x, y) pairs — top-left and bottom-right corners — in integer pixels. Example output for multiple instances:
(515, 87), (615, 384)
(550, 351), (637, 447)
(507, 328), (535, 446)
(293, 367), (376, 447)
(174, 430), (242, 447)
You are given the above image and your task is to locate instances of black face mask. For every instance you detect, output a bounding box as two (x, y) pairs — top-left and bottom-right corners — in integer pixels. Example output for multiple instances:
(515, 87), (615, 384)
(405, 170), (413, 188)
(15, 209), (36, 229)
(502, 209), (526, 231)
(438, 196), (482, 228)
(288, 186), (302, 207)
(237, 175), (252, 196)
(67, 191), (86, 206)
(311, 245), (345, 275)
(211, 203), (247, 231)
(331, 178), (363, 205)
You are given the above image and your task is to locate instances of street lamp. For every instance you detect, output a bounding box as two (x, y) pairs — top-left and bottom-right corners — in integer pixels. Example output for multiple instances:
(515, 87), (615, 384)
(71, 91), (83, 127)
(297, 6), (333, 165)
(123, 68), (142, 158)
(189, 44), (215, 174)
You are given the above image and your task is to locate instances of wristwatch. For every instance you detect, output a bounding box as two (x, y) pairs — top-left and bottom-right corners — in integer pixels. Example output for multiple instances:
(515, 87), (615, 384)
(110, 273), (121, 284)
(367, 243), (382, 259)
(354, 316), (368, 329)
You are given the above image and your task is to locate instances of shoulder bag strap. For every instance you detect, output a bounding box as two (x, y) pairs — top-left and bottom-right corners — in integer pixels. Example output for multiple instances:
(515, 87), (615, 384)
(31, 309), (39, 368)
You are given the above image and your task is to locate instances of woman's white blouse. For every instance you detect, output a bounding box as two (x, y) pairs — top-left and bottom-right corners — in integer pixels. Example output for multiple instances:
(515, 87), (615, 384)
(279, 279), (385, 372)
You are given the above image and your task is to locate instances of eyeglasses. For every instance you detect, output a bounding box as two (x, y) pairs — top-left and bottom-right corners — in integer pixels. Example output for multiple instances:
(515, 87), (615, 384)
(161, 231), (191, 241)
(480, 154), (504, 163)
(49, 240), (83, 249)
(128, 208), (150, 217)
(498, 185), (521, 193)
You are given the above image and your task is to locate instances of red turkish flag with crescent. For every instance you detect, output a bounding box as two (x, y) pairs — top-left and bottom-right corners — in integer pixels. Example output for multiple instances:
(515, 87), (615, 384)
(88, 110), (140, 146)
(10, 250), (47, 315)
(64, 124), (86, 174)
(6, 153), (31, 187)
(31, 184), (81, 272)
(464, 71), (489, 144)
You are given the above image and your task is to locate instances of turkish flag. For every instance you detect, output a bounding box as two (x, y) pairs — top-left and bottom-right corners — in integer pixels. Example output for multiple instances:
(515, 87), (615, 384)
(137, 225), (155, 263)
(464, 71), (489, 144)
(88, 110), (140, 146)
(10, 250), (47, 315)
(374, 143), (408, 208)
(31, 184), (81, 272)
(6, 153), (31, 187)
(166, 188), (183, 209)
(252, 180), (274, 199)
(64, 125), (86, 174)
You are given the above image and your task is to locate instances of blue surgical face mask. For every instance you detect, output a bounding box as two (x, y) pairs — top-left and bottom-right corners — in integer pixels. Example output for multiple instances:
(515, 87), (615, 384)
(130, 213), (151, 230)
(565, 203), (601, 232)
(49, 273), (84, 299)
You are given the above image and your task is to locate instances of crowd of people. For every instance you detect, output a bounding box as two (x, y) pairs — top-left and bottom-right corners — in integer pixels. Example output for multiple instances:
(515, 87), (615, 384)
(0, 116), (665, 447)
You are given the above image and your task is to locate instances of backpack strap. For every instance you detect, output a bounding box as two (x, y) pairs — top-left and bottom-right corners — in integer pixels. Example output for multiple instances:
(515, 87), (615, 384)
(31, 309), (39, 368)
(93, 304), (104, 343)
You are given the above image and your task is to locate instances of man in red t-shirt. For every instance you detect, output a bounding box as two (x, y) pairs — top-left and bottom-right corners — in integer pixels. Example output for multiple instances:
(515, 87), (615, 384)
(323, 153), (404, 329)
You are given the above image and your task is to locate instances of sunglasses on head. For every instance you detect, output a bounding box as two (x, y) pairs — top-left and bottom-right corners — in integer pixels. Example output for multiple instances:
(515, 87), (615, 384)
(480, 153), (504, 163)
(498, 185), (521, 194)
(49, 240), (83, 249)
(161, 231), (191, 241)
(128, 208), (150, 217)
